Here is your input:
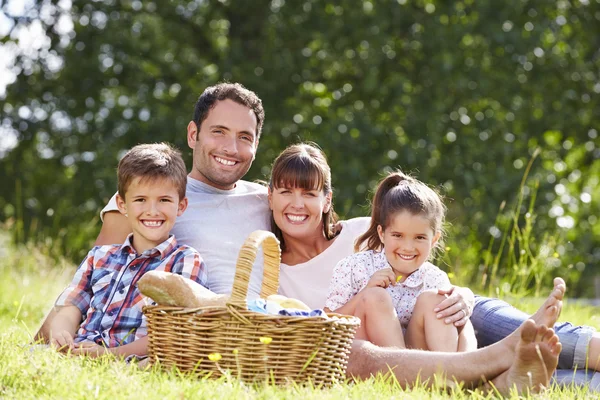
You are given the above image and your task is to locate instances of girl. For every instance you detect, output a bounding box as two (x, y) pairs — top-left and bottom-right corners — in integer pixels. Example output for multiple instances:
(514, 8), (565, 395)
(325, 171), (476, 352)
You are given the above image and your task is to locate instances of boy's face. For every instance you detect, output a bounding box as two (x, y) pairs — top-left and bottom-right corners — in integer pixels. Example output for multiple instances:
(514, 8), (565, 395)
(116, 177), (188, 253)
(186, 99), (259, 190)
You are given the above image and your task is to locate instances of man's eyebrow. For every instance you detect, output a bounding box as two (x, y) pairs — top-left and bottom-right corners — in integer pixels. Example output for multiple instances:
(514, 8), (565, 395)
(209, 124), (230, 131)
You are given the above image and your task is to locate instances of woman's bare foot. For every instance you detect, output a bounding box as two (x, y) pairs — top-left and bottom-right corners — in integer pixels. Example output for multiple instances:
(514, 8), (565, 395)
(489, 319), (562, 395)
(529, 277), (565, 327)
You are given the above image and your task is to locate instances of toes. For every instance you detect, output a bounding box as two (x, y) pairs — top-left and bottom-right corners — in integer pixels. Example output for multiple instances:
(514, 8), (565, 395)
(535, 324), (549, 341)
(541, 327), (555, 343)
(520, 319), (537, 342)
(553, 342), (563, 356)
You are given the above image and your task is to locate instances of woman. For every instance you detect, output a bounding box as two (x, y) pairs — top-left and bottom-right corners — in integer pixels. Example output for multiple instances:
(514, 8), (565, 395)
(269, 142), (599, 385)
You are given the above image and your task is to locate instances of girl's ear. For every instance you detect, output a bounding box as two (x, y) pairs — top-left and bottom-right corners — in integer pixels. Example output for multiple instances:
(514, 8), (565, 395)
(267, 187), (273, 210)
(116, 194), (127, 216)
(377, 225), (384, 243)
(323, 191), (332, 213)
(431, 231), (441, 247)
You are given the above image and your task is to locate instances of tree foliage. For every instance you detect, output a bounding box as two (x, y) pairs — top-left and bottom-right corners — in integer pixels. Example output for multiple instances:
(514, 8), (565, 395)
(1, 0), (598, 295)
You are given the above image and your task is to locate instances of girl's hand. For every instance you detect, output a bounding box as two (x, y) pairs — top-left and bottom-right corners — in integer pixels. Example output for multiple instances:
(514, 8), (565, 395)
(434, 286), (475, 327)
(366, 268), (397, 289)
(71, 342), (109, 358)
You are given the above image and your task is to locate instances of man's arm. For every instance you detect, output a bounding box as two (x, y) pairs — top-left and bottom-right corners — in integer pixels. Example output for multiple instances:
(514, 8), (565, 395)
(94, 211), (131, 246)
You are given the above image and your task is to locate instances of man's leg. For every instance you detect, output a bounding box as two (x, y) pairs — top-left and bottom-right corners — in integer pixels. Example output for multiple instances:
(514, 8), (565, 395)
(347, 320), (561, 395)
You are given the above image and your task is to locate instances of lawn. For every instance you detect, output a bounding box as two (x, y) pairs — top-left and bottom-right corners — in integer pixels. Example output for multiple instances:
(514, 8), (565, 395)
(0, 233), (597, 399)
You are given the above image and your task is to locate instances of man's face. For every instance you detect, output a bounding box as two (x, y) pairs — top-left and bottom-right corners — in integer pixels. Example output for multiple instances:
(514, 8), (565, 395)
(187, 99), (259, 190)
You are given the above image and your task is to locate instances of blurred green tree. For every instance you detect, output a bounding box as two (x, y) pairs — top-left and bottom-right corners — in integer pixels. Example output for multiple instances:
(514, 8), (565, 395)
(1, 0), (598, 295)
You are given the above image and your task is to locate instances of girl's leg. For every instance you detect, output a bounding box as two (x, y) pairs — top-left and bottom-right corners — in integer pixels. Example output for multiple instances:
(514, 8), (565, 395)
(335, 287), (406, 348)
(457, 320), (477, 352)
(405, 290), (459, 352)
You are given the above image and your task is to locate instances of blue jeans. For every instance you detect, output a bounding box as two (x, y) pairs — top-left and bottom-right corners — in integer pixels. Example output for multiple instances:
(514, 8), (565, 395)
(473, 296), (599, 390)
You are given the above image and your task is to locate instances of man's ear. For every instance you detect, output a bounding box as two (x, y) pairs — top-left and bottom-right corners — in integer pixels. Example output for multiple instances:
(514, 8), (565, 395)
(377, 225), (384, 242)
(116, 194), (127, 216)
(177, 197), (189, 216)
(187, 121), (198, 149)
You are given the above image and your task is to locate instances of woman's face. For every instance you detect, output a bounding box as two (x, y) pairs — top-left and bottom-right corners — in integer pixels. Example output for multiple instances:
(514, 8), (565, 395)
(269, 185), (331, 241)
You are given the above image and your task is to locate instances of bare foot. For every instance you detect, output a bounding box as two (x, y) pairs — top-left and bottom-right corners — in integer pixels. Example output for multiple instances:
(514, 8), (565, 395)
(501, 277), (565, 352)
(529, 277), (565, 328)
(490, 319), (562, 395)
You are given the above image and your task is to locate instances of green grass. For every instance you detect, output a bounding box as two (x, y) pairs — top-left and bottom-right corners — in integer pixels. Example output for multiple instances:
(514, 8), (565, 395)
(0, 232), (597, 399)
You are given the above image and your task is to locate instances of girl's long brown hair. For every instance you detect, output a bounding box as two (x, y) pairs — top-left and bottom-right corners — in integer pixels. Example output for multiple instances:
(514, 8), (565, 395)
(354, 170), (446, 253)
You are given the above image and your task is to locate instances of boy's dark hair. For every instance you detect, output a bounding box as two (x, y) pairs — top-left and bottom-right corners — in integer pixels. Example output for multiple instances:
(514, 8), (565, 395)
(117, 143), (187, 199)
(193, 82), (265, 138)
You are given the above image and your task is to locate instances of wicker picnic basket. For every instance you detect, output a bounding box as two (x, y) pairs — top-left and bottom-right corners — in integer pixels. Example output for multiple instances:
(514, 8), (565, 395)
(143, 230), (360, 385)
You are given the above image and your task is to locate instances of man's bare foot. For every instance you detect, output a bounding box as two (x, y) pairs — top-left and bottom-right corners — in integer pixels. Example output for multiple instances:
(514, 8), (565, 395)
(490, 319), (562, 395)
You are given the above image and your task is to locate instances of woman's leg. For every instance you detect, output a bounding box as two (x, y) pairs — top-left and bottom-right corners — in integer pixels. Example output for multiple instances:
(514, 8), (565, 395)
(405, 290), (459, 352)
(335, 287), (406, 348)
(472, 295), (597, 370)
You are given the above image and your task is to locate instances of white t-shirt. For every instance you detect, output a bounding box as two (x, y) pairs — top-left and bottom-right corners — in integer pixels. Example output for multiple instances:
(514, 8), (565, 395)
(326, 251), (451, 328)
(278, 217), (370, 309)
(101, 177), (271, 298)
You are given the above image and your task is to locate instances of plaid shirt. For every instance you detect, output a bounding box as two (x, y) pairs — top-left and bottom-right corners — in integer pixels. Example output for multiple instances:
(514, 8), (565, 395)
(56, 234), (207, 348)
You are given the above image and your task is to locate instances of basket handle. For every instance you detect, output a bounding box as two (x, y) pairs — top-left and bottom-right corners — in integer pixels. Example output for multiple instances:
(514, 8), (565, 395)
(228, 230), (281, 304)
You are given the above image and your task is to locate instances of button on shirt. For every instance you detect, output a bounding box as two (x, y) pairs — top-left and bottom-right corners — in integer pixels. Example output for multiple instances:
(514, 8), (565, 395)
(325, 250), (451, 328)
(56, 234), (207, 348)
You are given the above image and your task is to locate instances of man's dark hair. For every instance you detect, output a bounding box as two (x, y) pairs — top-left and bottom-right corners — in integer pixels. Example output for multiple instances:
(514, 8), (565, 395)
(193, 82), (264, 138)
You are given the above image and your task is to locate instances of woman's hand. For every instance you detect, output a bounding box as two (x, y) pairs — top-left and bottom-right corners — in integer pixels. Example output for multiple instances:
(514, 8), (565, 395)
(366, 268), (397, 289)
(434, 285), (475, 327)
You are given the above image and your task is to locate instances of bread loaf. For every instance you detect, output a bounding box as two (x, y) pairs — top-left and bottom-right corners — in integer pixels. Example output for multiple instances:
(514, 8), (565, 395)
(138, 271), (228, 308)
(266, 294), (311, 311)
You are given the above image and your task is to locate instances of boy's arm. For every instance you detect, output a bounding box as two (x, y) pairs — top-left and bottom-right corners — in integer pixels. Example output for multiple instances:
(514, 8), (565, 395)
(95, 211), (131, 246)
(72, 336), (149, 358)
(48, 305), (82, 349)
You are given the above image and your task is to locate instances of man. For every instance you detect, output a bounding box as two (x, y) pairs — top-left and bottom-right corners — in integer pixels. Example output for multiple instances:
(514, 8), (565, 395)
(37, 82), (563, 394)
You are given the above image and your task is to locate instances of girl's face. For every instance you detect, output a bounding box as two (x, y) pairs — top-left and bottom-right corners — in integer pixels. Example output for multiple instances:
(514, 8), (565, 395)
(269, 185), (331, 242)
(377, 210), (440, 281)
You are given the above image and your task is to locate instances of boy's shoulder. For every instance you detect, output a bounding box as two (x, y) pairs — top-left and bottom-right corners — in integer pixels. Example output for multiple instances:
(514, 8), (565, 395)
(86, 243), (126, 259)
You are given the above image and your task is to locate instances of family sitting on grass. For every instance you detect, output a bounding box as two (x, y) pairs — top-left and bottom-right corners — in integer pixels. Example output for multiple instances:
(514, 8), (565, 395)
(35, 83), (599, 394)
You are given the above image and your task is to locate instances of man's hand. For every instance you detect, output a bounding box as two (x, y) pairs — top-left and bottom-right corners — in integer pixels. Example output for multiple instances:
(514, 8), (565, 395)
(434, 285), (475, 327)
(71, 342), (109, 358)
(366, 267), (397, 289)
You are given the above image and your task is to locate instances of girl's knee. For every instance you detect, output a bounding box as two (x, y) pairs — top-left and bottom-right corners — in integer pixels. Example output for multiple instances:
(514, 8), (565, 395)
(414, 289), (446, 310)
(360, 287), (393, 307)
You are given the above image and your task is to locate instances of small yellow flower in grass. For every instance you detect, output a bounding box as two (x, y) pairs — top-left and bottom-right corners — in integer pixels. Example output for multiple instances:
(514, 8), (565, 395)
(396, 275), (403, 283)
(447, 272), (455, 280)
(553, 252), (559, 258)
(208, 353), (222, 362)
(232, 349), (238, 355)
(259, 336), (272, 345)
(445, 246), (451, 252)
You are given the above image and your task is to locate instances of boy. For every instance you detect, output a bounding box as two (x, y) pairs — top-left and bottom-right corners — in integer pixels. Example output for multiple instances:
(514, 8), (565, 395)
(48, 142), (206, 358)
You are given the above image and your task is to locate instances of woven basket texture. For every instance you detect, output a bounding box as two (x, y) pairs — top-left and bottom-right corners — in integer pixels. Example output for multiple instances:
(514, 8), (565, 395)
(143, 230), (360, 385)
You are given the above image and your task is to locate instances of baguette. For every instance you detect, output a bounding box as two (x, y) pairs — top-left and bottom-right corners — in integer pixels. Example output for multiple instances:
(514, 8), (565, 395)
(137, 271), (228, 308)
